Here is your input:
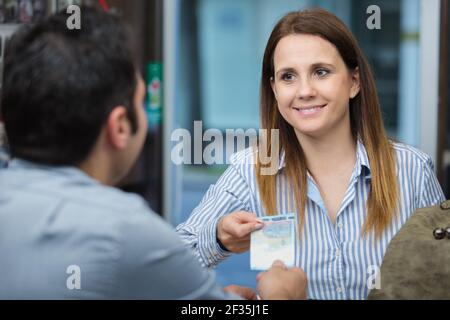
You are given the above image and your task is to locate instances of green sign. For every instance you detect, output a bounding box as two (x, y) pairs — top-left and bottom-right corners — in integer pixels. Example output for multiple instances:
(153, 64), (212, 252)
(146, 62), (163, 129)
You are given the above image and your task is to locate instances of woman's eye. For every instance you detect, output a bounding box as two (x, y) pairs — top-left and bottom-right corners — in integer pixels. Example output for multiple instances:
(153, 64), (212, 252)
(315, 68), (329, 77)
(281, 73), (295, 81)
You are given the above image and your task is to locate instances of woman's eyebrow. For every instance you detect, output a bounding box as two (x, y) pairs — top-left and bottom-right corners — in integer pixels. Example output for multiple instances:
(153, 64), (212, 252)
(275, 63), (336, 76)
(310, 62), (335, 69)
(275, 67), (297, 76)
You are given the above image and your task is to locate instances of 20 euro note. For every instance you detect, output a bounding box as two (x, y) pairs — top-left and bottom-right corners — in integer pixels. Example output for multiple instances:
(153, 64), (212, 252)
(250, 214), (295, 271)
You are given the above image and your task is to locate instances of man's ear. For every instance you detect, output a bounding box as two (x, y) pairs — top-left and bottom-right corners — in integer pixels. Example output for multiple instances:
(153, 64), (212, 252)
(106, 106), (131, 150)
(350, 67), (360, 99)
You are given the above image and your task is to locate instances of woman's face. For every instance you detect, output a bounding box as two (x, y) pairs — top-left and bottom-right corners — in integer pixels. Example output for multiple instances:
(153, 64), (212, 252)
(271, 34), (360, 140)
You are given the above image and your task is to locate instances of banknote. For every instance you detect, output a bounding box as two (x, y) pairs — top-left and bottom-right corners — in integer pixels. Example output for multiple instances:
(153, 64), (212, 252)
(250, 214), (295, 271)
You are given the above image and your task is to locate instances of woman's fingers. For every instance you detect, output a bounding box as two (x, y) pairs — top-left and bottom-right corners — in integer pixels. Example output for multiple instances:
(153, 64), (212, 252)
(217, 211), (264, 253)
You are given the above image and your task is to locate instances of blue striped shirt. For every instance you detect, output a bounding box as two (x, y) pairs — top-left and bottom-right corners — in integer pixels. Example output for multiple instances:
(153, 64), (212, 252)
(176, 140), (445, 300)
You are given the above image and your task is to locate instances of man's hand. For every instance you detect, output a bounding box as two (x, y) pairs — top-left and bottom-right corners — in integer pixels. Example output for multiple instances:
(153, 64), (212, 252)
(223, 285), (258, 300)
(257, 260), (308, 300)
(217, 211), (264, 253)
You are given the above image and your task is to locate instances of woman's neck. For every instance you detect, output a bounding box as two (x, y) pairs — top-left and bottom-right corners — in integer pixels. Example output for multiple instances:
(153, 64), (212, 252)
(296, 126), (357, 177)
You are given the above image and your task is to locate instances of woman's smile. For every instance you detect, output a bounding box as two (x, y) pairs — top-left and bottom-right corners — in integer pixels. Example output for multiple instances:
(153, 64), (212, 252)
(292, 104), (327, 117)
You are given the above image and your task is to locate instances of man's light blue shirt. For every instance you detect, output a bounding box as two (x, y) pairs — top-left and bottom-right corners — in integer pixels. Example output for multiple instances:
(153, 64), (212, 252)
(0, 159), (230, 299)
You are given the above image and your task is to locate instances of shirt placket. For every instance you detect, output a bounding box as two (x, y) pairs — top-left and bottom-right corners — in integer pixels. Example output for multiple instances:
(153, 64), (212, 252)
(307, 167), (360, 299)
(333, 170), (361, 299)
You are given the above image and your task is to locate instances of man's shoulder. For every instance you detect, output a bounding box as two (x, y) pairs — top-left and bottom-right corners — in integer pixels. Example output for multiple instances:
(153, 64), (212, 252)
(48, 180), (150, 216)
(72, 183), (150, 214)
(0, 164), (156, 227)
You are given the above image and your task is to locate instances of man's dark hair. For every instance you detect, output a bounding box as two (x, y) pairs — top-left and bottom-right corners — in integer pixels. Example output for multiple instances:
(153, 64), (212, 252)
(1, 6), (138, 165)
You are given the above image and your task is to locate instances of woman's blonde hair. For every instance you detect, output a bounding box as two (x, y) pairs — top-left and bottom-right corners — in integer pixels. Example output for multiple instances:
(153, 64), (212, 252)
(256, 9), (398, 237)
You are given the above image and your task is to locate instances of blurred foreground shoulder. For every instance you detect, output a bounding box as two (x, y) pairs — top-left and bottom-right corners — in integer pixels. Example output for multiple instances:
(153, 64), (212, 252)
(368, 200), (450, 299)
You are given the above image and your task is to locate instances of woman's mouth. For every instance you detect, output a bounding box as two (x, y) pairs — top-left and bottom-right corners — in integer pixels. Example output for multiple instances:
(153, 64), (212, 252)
(293, 104), (327, 116)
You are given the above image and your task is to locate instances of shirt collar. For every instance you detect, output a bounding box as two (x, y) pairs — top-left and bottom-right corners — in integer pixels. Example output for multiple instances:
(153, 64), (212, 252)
(355, 137), (372, 180)
(277, 137), (372, 180)
(7, 158), (99, 185)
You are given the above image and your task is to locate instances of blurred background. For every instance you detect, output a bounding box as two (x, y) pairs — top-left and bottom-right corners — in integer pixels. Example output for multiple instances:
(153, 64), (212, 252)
(0, 0), (449, 289)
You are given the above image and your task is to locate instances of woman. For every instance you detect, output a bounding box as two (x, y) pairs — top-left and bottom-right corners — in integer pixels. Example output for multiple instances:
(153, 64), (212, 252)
(176, 9), (445, 299)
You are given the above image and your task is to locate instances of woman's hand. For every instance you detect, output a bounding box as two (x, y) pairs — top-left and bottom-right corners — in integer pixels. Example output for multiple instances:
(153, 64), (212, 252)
(217, 211), (264, 253)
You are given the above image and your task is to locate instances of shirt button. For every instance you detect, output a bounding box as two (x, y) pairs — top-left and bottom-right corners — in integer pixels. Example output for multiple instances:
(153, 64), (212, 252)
(336, 249), (341, 257)
(337, 287), (343, 293)
(338, 223), (343, 228)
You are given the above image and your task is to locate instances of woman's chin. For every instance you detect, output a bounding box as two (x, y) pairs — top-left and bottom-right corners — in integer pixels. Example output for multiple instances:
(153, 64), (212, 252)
(291, 124), (326, 139)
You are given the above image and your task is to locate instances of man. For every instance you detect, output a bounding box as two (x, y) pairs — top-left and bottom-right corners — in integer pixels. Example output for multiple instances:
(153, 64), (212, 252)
(0, 6), (307, 299)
